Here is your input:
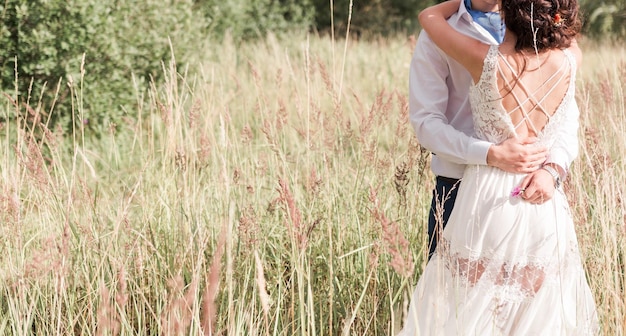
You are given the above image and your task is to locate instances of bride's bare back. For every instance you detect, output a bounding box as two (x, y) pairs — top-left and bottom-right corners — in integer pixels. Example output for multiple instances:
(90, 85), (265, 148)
(496, 47), (573, 139)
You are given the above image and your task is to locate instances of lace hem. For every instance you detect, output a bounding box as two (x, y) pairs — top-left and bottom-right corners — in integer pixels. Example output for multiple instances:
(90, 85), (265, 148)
(436, 237), (583, 303)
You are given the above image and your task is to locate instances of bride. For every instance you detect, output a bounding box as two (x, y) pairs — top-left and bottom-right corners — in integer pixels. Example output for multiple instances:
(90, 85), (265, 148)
(399, 0), (599, 334)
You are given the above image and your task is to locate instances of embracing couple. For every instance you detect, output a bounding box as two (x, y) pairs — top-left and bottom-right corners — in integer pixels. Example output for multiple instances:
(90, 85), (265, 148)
(400, 0), (599, 334)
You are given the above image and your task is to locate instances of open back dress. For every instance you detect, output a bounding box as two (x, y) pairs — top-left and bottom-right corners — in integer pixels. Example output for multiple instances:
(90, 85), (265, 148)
(400, 45), (599, 335)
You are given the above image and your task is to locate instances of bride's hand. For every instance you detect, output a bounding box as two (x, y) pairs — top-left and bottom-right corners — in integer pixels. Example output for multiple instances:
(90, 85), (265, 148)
(517, 170), (555, 204)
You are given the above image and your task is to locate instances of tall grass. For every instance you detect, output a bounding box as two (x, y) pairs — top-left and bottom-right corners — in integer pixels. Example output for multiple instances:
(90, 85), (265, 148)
(0, 33), (624, 335)
(571, 38), (626, 334)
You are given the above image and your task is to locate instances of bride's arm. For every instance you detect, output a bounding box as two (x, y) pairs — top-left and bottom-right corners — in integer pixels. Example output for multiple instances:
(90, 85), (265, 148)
(418, 0), (489, 83)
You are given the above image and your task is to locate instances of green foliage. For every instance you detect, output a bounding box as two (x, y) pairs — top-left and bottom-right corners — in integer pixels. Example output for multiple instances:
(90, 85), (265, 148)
(2, 0), (626, 138)
(0, 0), (205, 133)
(194, 0), (315, 39)
(310, 0), (439, 37)
(579, 0), (626, 37)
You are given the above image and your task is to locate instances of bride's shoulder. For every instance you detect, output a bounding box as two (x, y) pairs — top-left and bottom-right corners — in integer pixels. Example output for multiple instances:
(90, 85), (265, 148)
(565, 40), (583, 68)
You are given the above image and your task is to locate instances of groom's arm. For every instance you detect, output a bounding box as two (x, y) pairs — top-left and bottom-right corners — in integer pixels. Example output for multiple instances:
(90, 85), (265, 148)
(409, 30), (492, 167)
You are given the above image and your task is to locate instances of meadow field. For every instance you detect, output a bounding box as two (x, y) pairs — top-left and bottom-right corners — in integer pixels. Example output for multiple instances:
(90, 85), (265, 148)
(1, 33), (625, 335)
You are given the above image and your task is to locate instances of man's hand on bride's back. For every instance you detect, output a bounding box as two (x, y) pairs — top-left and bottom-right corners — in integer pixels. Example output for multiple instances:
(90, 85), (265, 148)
(486, 137), (548, 174)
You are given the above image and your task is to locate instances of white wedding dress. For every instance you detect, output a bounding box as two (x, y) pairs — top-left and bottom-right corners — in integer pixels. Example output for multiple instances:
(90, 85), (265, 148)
(400, 45), (599, 335)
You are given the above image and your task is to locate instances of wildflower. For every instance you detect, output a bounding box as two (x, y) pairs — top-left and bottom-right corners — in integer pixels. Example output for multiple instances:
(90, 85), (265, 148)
(511, 186), (524, 198)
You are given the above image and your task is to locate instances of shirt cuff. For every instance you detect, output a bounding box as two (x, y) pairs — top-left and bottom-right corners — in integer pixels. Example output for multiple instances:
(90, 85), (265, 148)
(466, 139), (492, 165)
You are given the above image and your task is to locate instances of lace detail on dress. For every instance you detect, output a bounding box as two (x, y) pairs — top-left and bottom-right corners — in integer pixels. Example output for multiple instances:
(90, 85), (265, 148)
(469, 45), (516, 144)
(436, 236), (591, 334)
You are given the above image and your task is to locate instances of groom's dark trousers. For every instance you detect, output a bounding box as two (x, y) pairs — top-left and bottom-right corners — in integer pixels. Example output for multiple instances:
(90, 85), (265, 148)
(427, 176), (461, 260)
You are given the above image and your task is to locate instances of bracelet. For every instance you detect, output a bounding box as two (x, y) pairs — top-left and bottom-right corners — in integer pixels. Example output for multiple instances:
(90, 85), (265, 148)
(541, 165), (561, 188)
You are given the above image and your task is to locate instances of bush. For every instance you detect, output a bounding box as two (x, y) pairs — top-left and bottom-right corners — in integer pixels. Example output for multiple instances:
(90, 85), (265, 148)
(579, 0), (626, 38)
(194, 0), (315, 40)
(0, 0), (205, 134)
(310, 0), (439, 38)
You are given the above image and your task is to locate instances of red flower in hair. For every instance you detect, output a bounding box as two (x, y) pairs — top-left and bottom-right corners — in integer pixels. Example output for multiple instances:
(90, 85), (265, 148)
(554, 13), (563, 27)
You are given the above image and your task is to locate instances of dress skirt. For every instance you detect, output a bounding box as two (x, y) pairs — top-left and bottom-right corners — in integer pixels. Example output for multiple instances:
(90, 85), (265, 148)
(399, 165), (598, 335)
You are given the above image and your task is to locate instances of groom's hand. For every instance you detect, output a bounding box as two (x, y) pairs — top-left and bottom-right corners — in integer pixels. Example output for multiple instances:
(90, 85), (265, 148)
(486, 137), (548, 174)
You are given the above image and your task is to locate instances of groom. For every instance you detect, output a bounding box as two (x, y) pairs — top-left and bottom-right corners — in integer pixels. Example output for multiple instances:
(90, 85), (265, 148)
(410, 0), (579, 260)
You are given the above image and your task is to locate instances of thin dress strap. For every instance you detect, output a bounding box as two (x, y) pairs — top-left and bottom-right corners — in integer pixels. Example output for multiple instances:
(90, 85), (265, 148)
(495, 49), (573, 137)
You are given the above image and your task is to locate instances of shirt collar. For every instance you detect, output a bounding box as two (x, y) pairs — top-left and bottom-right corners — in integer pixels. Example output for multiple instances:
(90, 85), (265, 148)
(463, 0), (505, 44)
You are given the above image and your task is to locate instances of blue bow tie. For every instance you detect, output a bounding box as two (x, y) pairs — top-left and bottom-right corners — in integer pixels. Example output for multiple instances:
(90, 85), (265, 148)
(464, 0), (505, 43)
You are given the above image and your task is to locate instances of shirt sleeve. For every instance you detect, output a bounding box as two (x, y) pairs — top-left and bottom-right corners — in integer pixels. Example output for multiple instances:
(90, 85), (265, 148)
(545, 97), (579, 174)
(409, 31), (492, 166)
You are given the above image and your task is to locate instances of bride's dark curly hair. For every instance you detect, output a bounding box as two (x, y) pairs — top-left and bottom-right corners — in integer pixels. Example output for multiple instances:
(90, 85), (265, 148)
(502, 0), (582, 52)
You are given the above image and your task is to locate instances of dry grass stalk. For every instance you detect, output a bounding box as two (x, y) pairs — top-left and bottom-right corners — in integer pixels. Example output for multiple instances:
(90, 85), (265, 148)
(189, 99), (201, 129)
(54, 223), (71, 295)
(161, 275), (186, 336)
(115, 266), (129, 312)
(183, 276), (199, 329)
(24, 236), (59, 280)
(15, 135), (49, 189)
(21, 223), (70, 298)
(277, 178), (304, 247)
(405, 139), (431, 195)
(276, 99), (287, 132)
(261, 119), (278, 153)
(238, 205), (259, 249)
(201, 223), (228, 335)
(96, 281), (120, 336)
(240, 124), (253, 144)
(161, 269), (197, 336)
(394, 162), (410, 208)
(305, 167), (323, 196)
(395, 92), (409, 136)
(175, 149), (187, 172)
(0, 183), (20, 225)
(368, 186), (414, 278)
(358, 91), (383, 144)
(254, 251), (271, 334)
(199, 132), (212, 164)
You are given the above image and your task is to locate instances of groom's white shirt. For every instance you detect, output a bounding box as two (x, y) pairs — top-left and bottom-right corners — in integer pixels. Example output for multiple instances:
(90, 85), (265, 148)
(409, 1), (579, 179)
